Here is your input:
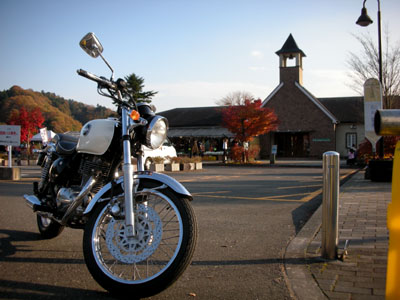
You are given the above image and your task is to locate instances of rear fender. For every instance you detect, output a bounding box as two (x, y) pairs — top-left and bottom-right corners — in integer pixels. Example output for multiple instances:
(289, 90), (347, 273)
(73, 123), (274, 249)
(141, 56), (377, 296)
(83, 171), (192, 215)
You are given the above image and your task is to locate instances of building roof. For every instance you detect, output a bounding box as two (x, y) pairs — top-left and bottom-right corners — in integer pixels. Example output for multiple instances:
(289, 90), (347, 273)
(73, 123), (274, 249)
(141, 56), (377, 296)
(168, 127), (234, 138)
(160, 96), (368, 135)
(159, 106), (225, 127)
(275, 34), (306, 57)
(319, 96), (364, 123)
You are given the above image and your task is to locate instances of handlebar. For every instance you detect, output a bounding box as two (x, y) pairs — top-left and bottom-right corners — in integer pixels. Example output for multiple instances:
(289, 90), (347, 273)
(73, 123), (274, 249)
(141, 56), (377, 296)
(77, 69), (118, 90)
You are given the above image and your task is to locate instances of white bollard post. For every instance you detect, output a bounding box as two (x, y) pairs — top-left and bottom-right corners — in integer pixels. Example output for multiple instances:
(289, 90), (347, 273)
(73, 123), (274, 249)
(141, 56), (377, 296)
(8, 145), (12, 168)
(322, 151), (340, 259)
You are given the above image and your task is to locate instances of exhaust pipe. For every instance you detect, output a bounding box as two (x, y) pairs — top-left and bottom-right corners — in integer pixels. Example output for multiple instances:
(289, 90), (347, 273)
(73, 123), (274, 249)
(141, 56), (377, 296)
(61, 176), (96, 225)
(24, 194), (41, 210)
(24, 176), (96, 223)
(24, 194), (53, 213)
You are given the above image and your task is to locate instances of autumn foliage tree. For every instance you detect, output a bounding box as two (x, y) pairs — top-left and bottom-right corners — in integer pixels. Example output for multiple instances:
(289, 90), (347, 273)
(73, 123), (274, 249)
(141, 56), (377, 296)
(8, 106), (44, 148)
(221, 98), (278, 162)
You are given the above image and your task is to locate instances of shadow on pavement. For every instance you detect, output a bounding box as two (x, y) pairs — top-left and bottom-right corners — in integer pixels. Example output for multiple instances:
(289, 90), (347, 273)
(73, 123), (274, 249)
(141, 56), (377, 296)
(0, 279), (112, 300)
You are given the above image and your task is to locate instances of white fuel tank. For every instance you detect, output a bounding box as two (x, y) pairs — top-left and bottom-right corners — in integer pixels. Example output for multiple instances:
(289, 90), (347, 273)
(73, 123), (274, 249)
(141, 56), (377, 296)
(76, 119), (117, 155)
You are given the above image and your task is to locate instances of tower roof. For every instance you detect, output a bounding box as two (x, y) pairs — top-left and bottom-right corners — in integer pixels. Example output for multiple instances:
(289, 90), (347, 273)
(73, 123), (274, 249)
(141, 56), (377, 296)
(276, 34), (306, 57)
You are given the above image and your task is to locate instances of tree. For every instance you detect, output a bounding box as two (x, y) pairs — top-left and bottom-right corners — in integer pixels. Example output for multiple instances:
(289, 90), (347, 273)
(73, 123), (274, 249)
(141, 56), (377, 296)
(347, 31), (400, 108)
(8, 107), (44, 159)
(221, 98), (278, 163)
(216, 91), (255, 106)
(124, 73), (157, 104)
(8, 107), (44, 144)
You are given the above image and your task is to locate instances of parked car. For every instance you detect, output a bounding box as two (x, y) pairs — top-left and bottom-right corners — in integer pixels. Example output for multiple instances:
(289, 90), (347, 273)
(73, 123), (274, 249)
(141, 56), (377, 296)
(142, 138), (177, 170)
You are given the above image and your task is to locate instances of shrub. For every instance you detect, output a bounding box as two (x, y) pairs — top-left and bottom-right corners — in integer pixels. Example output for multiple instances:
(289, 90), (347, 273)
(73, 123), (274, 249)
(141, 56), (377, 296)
(152, 156), (165, 164)
(179, 156), (193, 164)
(357, 136), (400, 163)
(201, 155), (216, 161)
(230, 144), (260, 163)
(230, 145), (244, 162)
(170, 156), (182, 164)
(192, 156), (202, 163)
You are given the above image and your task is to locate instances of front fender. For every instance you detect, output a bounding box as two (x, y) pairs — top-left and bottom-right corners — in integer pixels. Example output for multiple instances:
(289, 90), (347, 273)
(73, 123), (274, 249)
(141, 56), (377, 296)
(83, 171), (192, 215)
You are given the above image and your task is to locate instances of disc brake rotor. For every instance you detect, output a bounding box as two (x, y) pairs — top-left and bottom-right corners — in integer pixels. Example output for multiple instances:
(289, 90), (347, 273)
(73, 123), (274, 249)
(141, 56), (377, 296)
(105, 204), (162, 264)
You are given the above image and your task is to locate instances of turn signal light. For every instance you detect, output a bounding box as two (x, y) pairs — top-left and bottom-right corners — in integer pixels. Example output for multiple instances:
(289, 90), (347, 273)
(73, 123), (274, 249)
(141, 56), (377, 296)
(130, 110), (140, 121)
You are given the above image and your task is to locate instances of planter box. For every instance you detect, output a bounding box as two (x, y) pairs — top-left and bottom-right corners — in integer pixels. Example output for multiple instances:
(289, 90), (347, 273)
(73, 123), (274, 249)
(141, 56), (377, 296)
(165, 163), (180, 172)
(0, 167), (21, 180)
(17, 160), (37, 166)
(369, 159), (393, 182)
(1, 159), (20, 166)
(150, 163), (164, 172)
(195, 162), (202, 170)
(180, 163), (195, 171)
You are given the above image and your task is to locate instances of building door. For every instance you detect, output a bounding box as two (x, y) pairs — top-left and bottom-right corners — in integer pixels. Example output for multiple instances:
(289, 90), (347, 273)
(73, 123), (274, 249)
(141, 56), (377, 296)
(275, 132), (310, 157)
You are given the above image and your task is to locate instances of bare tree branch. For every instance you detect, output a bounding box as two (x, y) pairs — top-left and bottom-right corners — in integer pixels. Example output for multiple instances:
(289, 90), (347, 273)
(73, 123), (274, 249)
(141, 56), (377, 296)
(346, 30), (400, 108)
(216, 91), (255, 106)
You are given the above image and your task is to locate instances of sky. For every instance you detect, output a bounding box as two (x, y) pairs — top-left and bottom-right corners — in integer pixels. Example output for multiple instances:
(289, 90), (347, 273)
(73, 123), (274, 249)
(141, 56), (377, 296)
(1, 0), (400, 113)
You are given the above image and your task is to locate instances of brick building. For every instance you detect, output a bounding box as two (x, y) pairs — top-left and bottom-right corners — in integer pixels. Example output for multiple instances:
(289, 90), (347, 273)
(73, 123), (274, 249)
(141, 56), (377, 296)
(260, 34), (363, 158)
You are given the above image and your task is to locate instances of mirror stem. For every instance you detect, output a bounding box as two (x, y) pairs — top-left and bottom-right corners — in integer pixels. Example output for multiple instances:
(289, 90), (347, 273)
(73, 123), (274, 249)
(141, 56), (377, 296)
(98, 52), (115, 80)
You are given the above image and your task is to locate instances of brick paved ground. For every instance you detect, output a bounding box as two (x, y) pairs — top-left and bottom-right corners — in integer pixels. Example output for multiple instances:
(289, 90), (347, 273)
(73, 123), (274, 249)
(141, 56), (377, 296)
(307, 171), (391, 299)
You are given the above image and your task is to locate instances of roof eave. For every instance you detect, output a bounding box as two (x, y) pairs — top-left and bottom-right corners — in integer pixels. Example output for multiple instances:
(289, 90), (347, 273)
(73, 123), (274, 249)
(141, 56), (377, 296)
(261, 82), (284, 107)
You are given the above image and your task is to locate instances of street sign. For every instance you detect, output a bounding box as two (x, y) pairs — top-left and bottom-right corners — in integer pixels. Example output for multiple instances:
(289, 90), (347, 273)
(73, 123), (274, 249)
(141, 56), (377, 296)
(364, 78), (382, 152)
(0, 125), (21, 147)
(40, 127), (48, 145)
(271, 145), (278, 154)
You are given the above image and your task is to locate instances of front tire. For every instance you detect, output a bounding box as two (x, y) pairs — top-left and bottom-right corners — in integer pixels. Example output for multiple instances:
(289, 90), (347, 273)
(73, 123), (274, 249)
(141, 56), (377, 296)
(37, 214), (64, 239)
(83, 183), (197, 298)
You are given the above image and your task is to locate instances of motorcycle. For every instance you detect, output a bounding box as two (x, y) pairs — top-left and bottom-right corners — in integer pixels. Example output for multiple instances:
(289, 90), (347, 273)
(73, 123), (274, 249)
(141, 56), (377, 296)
(23, 32), (197, 298)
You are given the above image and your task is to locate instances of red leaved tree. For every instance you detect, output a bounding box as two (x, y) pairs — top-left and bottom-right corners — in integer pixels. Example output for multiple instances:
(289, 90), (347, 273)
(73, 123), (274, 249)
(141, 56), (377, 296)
(8, 107), (44, 155)
(221, 99), (278, 162)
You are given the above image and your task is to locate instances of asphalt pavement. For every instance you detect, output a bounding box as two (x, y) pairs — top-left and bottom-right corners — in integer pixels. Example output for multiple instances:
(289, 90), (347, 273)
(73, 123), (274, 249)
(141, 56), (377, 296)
(1, 161), (387, 299)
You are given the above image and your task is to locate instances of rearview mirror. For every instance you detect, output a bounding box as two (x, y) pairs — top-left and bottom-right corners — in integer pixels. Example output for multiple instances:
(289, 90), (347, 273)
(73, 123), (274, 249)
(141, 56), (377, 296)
(79, 32), (103, 58)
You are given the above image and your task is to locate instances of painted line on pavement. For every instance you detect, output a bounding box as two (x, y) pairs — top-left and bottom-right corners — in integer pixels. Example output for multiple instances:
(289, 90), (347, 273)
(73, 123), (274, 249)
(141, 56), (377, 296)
(192, 192), (313, 203)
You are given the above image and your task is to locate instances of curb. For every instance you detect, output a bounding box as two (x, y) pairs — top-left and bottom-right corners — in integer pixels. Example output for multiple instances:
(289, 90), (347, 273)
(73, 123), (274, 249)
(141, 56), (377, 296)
(284, 205), (326, 300)
(203, 162), (358, 170)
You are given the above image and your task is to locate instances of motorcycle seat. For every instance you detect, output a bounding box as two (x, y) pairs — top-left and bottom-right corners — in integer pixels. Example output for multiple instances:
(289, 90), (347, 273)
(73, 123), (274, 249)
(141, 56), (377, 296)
(54, 133), (79, 155)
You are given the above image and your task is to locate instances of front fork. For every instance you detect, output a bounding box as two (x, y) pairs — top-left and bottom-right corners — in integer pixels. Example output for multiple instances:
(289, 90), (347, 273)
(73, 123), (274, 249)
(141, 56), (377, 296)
(120, 96), (137, 238)
(122, 163), (136, 237)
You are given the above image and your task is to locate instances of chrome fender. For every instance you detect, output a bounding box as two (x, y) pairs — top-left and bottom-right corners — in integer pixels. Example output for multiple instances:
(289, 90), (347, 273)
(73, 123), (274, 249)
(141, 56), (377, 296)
(83, 172), (192, 215)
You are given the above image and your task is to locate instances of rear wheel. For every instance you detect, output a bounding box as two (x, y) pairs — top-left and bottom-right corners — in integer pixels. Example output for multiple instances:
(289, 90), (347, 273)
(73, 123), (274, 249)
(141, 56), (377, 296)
(37, 214), (64, 239)
(83, 181), (197, 298)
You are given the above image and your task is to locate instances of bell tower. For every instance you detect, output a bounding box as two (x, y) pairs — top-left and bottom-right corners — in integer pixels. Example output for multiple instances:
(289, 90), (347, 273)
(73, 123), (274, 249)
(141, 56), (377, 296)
(276, 34), (306, 85)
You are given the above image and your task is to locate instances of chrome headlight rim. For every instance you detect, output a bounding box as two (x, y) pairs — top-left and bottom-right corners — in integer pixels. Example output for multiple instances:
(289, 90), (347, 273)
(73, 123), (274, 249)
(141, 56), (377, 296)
(145, 116), (168, 150)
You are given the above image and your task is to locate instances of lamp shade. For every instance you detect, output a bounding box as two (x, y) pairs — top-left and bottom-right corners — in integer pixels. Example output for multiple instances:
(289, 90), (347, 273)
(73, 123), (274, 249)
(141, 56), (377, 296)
(356, 7), (373, 26)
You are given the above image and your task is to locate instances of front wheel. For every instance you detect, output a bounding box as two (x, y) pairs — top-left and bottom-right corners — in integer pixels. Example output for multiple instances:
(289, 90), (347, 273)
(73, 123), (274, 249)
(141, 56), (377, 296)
(83, 184), (197, 298)
(37, 214), (64, 239)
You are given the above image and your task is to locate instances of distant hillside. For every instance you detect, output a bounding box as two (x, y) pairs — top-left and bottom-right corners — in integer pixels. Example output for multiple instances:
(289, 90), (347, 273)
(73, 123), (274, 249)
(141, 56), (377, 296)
(0, 86), (117, 133)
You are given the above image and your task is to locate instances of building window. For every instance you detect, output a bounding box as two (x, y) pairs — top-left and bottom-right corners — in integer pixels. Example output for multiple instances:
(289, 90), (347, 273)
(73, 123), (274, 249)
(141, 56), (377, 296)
(346, 133), (357, 149)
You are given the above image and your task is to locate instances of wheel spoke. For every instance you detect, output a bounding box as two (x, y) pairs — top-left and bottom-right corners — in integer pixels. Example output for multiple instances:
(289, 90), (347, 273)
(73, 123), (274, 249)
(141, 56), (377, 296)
(90, 189), (184, 284)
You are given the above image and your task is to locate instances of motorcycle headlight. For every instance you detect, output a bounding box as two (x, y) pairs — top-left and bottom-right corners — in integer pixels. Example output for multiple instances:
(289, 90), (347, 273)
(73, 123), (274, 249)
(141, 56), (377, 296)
(145, 116), (168, 150)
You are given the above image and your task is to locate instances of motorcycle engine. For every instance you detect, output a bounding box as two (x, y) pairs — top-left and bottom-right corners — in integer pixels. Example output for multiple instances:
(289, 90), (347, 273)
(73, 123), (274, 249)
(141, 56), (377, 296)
(56, 187), (80, 212)
(79, 155), (113, 194)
